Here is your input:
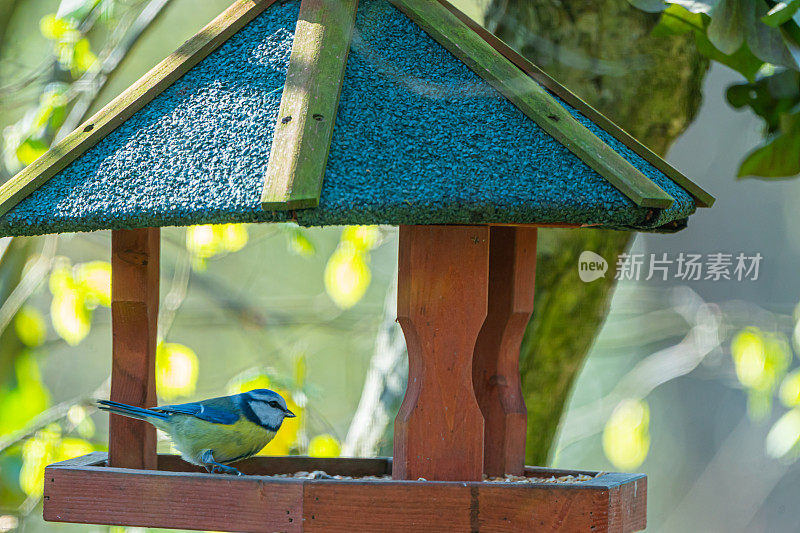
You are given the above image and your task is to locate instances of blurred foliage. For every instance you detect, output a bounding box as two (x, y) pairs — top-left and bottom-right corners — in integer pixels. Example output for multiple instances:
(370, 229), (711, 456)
(19, 425), (92, 499)
(603, 399), (651, 470)
(630, 0), (800, 177)
(156, 342), (199, 401)
(1, 0), (109, 176)
(308, 434), (341, 458)
(324, 226), (380, 310)
(185, 223), (249, 271)
(754, 303), (800, 461)
(0, 353), (50, 437)
(48, 258), (111, 346)
(731, 326), (792, 418)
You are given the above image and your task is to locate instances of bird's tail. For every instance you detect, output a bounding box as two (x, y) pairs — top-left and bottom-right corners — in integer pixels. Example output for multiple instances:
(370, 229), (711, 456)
(97, 399), (169, 424)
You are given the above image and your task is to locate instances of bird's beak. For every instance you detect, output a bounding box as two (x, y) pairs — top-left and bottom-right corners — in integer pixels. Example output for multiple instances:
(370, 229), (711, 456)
(285, 409), (296, 418)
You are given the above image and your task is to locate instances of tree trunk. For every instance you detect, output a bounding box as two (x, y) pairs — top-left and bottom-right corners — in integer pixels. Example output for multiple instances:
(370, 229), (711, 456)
(484, 0), (709, 465)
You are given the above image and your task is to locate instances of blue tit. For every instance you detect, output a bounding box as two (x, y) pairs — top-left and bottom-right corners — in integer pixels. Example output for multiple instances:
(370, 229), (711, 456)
(97, 389), (295, 475)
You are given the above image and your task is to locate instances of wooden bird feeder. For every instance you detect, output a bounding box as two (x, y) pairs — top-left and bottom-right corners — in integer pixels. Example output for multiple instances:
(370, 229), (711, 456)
(0, 0), (713, 531)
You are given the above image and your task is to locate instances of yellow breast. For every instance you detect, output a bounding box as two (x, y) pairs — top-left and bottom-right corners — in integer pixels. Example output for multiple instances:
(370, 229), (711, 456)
(166, 415), (276, 465)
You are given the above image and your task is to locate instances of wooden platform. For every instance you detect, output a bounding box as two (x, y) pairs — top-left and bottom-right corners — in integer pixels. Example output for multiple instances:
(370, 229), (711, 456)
(44, 453), (646, 532)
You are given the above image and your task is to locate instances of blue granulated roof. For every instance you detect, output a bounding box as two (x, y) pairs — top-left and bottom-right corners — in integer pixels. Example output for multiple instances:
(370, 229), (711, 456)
(0, 0), (700, 237)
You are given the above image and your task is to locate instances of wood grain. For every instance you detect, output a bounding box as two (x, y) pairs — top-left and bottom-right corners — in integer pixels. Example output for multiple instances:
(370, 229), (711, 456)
(261, 0), (359, 210)
(109, 228), (159, 470)
(436, 0), (714, 208)
(304, 482), (473, 531)
(388, 0), (675, 210)
(478, 484), (612, 532)
(473, 227), (537, 477)
(394, 225), (489, 482)
(44, 465), (303, 532)
(0, 0), (279, 218)
(44, 454), (646, 532)
(608, 476), (647, 533)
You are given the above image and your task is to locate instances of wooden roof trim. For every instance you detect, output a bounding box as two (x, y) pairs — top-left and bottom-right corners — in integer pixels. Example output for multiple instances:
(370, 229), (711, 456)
(0, 0), (280, 219)
(437, 0), (715, 209)
(389, 0), (675, 210)
(261, 0), (359, 211)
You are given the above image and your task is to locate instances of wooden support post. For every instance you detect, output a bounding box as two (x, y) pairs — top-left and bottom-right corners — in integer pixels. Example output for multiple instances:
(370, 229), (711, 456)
(394, 225), (489, 481)
(109, 228), (159, 470)
(473, 227), (537, 477)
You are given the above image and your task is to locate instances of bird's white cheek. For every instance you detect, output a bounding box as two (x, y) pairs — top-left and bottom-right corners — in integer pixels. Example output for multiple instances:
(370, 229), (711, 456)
(249, 402), (281, 428)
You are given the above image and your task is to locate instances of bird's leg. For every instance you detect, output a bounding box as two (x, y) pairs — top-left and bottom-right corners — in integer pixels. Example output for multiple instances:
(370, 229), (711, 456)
(200, 449), (242, 476)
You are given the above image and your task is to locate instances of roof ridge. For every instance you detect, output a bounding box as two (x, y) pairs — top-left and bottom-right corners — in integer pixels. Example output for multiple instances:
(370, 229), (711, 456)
(261, 0), (359, 211)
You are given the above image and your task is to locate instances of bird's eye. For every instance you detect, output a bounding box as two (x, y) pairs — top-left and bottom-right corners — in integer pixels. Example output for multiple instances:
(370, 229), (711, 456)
(268, 401), (278, 407)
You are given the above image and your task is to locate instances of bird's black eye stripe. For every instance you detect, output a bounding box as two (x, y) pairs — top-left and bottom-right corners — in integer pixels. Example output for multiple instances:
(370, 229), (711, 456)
(268, 401), (278, 407)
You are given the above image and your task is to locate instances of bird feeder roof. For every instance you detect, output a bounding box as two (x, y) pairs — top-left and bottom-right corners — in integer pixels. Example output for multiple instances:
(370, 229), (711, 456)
(0, 0), (713, 237)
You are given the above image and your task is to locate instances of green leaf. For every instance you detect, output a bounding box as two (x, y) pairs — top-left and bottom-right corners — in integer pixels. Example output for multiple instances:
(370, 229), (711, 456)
(341, 225), (380, 251)
(602, 399), (650, 470)
(14, 306), (47, 348)
(287, 228), (316, 257)
(308, 434), (341, 458)
(15, 139), (48, 166)
(766, 408), (800, 458)
(746, 1), (799, 69)
(726, 70), (800, 131)
(50, 288), (91, 346)
(0, 353), (51, 436)
(156, 342), (199, 400)
(73, 38), (97, 74)
(627, 0), (667, 12)
(695, 31), (764, 80)
(738, 112), (800, 177)
(75, 261), (111, 307)
(220, 224), (248, 253)
(39, 14), (74, 40)
(654, 5), (705, 36)
(762, 0), (800, 26)
(708, 0), (746, 54)
(324, 243), (371, 310)
(780, 370), (800, 407)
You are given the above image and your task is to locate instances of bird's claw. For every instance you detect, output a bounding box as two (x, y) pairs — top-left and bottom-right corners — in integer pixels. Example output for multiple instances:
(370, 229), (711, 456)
(201, 450), (242, 476)
(209, 464), (241, 476)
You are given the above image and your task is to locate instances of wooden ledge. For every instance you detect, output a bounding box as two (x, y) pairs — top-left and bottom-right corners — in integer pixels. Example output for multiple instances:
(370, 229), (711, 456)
(44, 453), (646, 532)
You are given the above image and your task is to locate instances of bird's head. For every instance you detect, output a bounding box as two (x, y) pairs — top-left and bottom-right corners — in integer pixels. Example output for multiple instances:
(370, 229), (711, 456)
(241, 389), (295, 431)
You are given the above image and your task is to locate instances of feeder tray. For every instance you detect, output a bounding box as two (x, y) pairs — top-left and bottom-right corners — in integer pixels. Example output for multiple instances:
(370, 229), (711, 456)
(0, 0), (715, 531)
(45, 453), (646, 532)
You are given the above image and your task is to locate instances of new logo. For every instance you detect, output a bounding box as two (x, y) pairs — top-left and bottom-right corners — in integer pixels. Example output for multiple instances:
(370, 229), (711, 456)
(578, 251), (608, 282)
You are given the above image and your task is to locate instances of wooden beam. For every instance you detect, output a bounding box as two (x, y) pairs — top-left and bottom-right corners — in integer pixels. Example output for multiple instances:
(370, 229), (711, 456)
(394, 225), (488, 482)
(44, 453), (648, 532)
(45, 462), (303, 532)
(261, 0), (359, 210)
(109, 228), (159, 470)
(0, 0), (280, 219)
(388, 0), (675, 210)
(437, 0), (715, 209)
(473, 226), (537, 477)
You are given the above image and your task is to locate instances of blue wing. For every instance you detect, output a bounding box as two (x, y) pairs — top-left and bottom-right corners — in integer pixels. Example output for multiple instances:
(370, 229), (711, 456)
(156, 395), (240, 425)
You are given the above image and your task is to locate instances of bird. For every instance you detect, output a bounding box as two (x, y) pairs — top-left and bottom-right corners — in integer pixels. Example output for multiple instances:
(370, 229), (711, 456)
(97, 389), (295, 475)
